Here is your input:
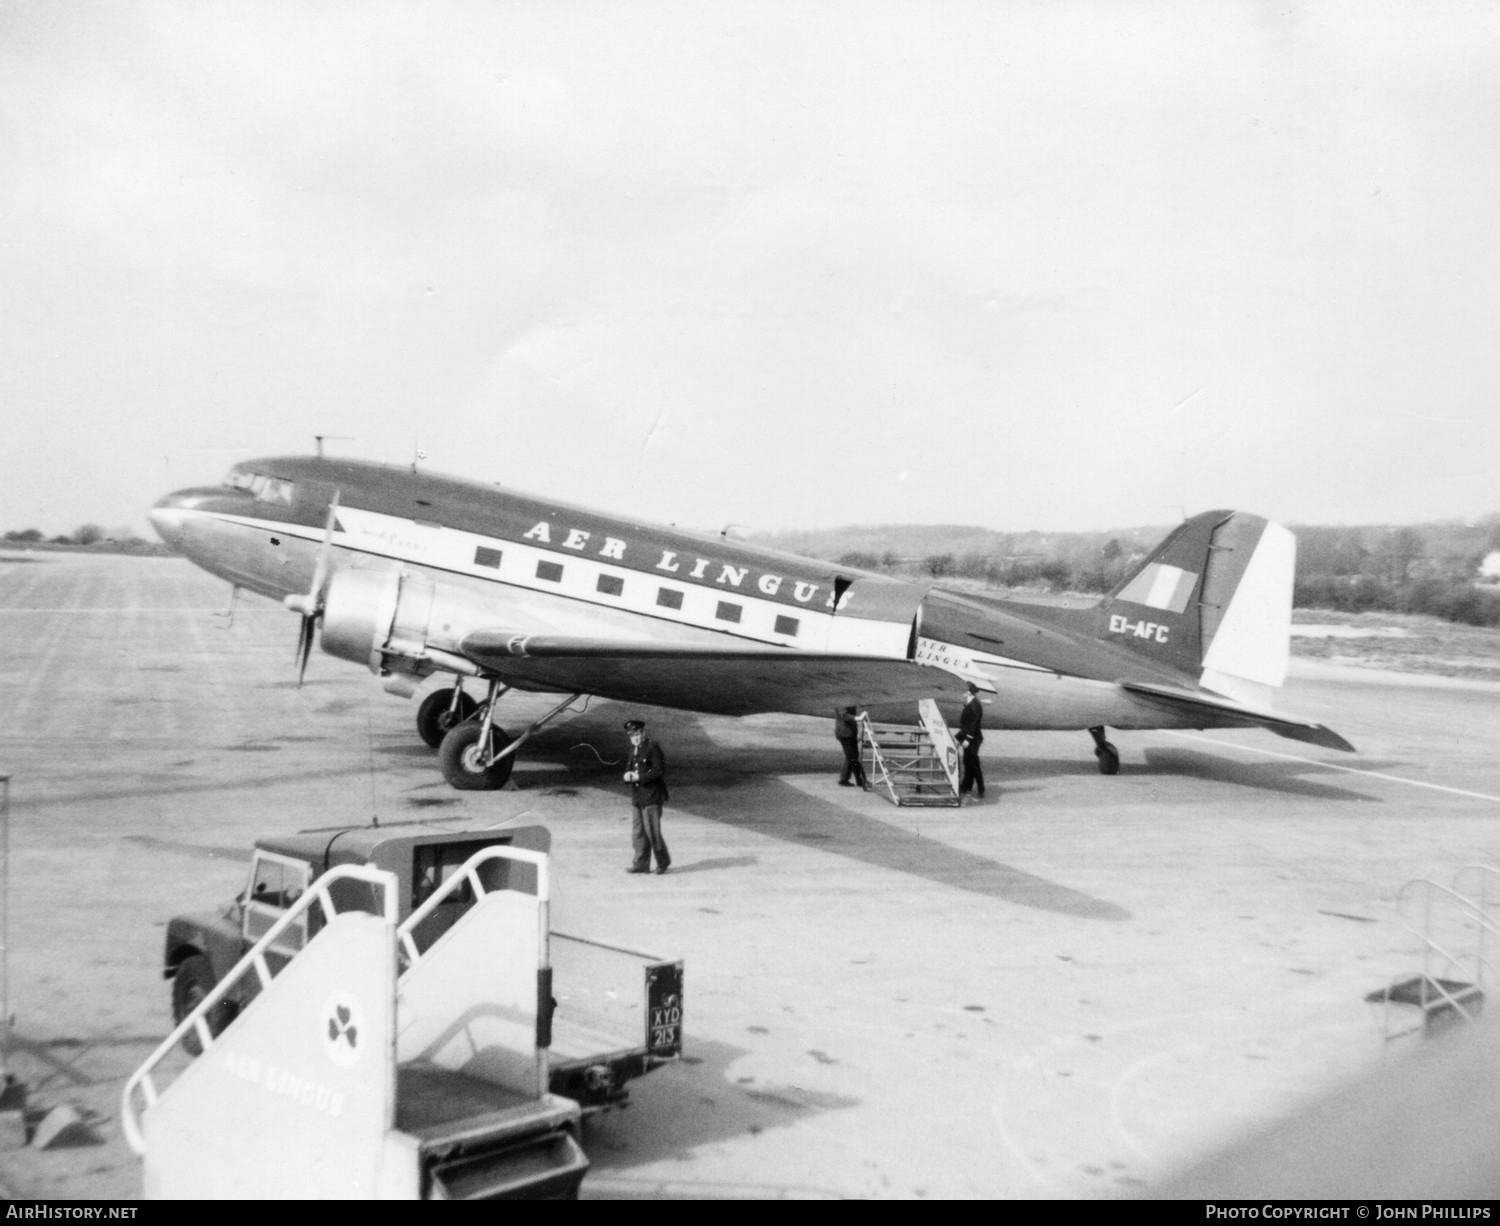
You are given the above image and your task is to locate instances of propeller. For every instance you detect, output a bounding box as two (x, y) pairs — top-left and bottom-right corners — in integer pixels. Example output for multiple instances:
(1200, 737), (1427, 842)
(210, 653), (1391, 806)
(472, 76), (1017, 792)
(283, 491), (340, 686)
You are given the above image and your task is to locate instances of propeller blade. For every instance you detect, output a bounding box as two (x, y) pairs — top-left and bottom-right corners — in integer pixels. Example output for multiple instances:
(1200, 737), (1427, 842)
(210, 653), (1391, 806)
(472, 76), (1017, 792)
(297, 614), (315, 687)
(285, 490), (341, 686)
(308, 489), (340, 606)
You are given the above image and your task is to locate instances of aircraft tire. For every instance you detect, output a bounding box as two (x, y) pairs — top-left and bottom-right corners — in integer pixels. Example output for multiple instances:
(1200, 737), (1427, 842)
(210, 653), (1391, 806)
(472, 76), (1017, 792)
(439, 721), (516, 790)
(416, 687), (479, 749)
(1095, 742), (1121, 775)
(172, 954), (234, 1057)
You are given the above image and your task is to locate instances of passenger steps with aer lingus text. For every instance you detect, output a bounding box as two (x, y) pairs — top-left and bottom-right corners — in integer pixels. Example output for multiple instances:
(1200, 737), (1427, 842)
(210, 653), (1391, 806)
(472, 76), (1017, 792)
(859, 700), (962, 807)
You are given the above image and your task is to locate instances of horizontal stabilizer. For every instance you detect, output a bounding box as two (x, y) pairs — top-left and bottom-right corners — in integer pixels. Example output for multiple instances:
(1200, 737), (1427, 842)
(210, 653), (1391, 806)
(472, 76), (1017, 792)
(1121, 680), (1356, 753)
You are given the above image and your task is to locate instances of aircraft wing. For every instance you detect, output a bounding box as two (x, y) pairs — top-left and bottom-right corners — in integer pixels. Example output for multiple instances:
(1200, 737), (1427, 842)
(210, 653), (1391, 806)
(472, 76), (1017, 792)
(458, 631), (962, 717)
(1120, 680), (1356, 752)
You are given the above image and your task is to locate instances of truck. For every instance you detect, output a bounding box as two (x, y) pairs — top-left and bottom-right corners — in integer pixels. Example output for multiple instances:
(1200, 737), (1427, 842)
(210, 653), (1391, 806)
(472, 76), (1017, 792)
(124, 822), (683, 1199)
(161, 819), (684, 1111)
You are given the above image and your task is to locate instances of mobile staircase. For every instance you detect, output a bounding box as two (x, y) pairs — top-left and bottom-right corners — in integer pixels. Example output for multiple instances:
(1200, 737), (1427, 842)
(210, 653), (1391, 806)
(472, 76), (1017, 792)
(1367, 864), (1500, 1046)
(122, 847), (588, 1199)
(859, 698), (962, 807)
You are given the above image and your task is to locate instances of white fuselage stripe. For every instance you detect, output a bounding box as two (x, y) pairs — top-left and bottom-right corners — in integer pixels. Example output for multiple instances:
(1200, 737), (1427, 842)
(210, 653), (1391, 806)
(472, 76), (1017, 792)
(1168, 731), (1500, 805)
(192, 507), (913, 658)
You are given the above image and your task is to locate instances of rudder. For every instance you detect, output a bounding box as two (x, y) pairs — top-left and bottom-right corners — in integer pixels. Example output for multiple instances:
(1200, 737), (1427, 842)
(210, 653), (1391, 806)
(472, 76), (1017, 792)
(1103, 510), (1294, 702)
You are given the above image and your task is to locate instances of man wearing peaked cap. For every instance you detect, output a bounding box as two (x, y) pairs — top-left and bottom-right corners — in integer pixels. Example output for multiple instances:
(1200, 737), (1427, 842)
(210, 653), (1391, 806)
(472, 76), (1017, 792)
(623, 719), (671, 874)
(955, 682), (988, 801)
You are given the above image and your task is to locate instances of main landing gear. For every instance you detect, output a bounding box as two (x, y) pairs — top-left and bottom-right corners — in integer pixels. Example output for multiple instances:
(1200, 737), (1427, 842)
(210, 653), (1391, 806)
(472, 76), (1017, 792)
(436, 682), (584, 791)
(1088, 726), (1120, 775)
(416, 684), (478, 748)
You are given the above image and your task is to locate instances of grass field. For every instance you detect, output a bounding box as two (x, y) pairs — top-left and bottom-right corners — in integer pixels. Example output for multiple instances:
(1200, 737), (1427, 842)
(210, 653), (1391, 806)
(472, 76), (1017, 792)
(1292, 609), (1500, 681)
(935, 580), (1500, 683)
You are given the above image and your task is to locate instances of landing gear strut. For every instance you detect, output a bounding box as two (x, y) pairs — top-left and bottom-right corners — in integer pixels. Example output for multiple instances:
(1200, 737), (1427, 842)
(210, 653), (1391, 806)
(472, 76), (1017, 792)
(1088, 726), (1120, 775)
(416, 684), (478, 749)
(436, 684), (584, 791)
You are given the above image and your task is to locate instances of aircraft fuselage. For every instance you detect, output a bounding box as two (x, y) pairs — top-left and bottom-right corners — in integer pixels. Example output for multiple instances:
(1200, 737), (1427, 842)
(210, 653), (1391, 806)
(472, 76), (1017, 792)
(148, 456), (1264, 734)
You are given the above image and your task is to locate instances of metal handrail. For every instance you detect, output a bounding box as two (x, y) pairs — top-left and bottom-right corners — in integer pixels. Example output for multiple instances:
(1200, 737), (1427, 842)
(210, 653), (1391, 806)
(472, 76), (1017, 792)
(396, 845), (550, 974)
(856, 714), (899, 804)
(120, 864), (398, 1155)
(1376, 872), (1500, 1041)
(1451, 864), (1500, 990)
(1396, 875), (1500, 956)
(858, 716), (960, 805)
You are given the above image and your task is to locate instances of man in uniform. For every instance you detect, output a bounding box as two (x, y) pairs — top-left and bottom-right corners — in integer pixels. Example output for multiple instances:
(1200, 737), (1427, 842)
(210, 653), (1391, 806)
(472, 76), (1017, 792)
(623, 718), (671, 874)
(834, 705), (868, 789)
(955, 682), (987, 801)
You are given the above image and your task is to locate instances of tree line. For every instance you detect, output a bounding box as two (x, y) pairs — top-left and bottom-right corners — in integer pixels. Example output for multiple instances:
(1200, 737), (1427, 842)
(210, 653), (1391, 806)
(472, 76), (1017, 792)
(1290, 521), (1500, 626)
(762, 516), (1500, 628)
(3, 525), (169, 553)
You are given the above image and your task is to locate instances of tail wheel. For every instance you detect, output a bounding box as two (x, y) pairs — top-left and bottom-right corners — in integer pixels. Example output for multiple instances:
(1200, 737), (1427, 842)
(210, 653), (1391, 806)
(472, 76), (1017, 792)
(1095, 742), (1120, 775)
(416, 687), (478, 749)
(171, 954), (235, 1057)
(439, 720), (515, 790)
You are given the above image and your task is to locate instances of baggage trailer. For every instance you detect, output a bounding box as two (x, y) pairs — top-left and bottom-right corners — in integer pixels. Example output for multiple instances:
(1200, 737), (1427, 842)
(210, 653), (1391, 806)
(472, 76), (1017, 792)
(160, 820), (682, 1110)
(123, 846), (588, 1198)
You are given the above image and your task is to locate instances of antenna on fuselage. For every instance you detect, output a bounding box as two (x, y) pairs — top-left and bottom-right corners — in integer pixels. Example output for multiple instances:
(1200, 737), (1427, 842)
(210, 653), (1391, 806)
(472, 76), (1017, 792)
(313, 435), (353, 459)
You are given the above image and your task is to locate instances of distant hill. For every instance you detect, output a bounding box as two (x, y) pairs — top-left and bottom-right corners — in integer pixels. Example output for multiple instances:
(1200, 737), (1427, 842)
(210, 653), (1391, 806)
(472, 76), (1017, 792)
(751, 514), (1500, 626)
(749, 522), (1170, 568)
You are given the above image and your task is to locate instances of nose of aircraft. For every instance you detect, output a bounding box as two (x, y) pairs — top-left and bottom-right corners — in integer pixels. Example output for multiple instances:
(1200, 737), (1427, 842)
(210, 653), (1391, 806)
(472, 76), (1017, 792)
(148, 492), (187, 549)
(149, 486), (230, 550)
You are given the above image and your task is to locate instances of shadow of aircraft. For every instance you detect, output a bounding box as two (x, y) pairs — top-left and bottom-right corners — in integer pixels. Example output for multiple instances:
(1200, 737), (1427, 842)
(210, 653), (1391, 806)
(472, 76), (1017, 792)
(1139, 748), (1380, 802)
(514, 701), (1131, 921)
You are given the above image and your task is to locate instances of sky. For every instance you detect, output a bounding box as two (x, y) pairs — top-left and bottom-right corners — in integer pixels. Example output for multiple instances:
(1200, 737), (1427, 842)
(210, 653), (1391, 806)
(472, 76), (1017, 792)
(3, 0), (1499, 539)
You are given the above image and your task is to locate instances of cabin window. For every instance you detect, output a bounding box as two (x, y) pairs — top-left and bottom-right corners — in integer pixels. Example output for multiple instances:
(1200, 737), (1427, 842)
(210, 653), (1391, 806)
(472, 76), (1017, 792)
(656, 587), (683, 610)
(597, 574), (624, 597)
(715, 601), (742, 623)
(536, 560), (563, 583)
(474, 546), (502, 569)
(774, 615), (800, 637)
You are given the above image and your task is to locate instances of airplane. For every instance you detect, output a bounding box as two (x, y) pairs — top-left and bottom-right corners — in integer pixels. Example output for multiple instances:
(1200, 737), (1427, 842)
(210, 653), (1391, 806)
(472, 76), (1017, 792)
(148, 455), (1353, 790)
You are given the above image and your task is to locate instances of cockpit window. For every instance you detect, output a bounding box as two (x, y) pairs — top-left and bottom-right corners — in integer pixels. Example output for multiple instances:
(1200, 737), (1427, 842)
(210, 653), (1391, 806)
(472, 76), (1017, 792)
(258, 477), (294, 505)
(224, 470), (293, 505)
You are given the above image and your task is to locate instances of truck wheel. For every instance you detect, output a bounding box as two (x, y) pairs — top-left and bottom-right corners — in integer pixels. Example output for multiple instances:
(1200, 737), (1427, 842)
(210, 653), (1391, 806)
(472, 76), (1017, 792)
(439, 721), (515, 790)
(416, 687), (478, 749)
(172, 955), (233, 1056)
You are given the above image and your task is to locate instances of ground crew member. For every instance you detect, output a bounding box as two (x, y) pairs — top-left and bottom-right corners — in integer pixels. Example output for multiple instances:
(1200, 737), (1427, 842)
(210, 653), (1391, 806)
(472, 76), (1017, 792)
(955, 682), (987, 800)
(623, 718), (671, 874)
(834, 705), (868, 788)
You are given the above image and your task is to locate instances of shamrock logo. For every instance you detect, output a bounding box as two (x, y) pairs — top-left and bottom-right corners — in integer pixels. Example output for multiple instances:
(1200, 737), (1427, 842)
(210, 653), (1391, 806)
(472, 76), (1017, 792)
(327, 1003), (358, 1050)
(321, 993), (366, 1069)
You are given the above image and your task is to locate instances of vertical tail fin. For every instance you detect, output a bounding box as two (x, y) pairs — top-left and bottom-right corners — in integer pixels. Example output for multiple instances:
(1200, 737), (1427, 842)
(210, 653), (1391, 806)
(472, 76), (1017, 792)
(1103, 510), (1294, 704)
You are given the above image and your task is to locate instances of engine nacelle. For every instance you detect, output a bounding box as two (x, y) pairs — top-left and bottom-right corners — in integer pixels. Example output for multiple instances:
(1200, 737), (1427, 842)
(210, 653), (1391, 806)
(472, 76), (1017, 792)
(320, 568), (491, 678)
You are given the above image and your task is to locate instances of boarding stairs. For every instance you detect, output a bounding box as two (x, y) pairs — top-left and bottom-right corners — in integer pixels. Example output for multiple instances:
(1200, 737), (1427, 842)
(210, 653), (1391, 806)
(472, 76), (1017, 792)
(122, 847), (587, 1199)
(859, 698), (962, 808)
(1367, 865), (1499, 1046)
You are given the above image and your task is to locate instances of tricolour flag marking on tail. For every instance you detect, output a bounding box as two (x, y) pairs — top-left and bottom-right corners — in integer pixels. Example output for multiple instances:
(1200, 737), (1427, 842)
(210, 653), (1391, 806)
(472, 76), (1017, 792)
(1117, 563), (1197, 613)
